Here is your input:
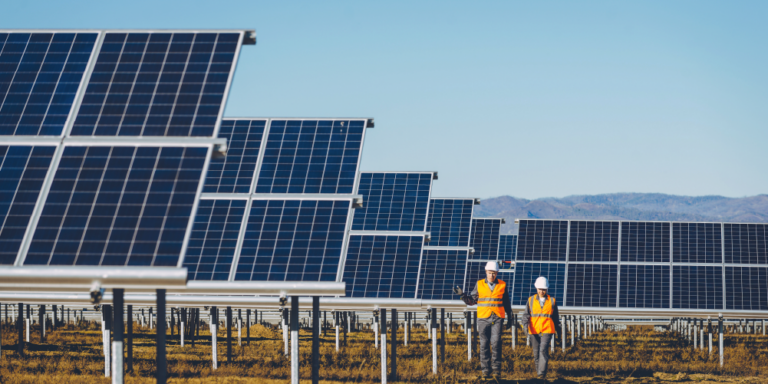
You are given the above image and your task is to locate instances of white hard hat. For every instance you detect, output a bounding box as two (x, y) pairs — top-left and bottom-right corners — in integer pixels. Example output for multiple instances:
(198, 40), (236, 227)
(485, 261), (499, 272)
(534, 276), (549, 289)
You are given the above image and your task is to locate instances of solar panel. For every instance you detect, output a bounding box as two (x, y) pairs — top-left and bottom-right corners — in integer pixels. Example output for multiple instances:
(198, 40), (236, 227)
(203, 119), (265, 193)
(498, 234), (517, 262)
(234, 199), (350, 282)
(255, 119), (365, 194)
(0, 145), (56, 264)
(426, 199), (473, 247)
(418, 249), (468, 299)
(516, 220), (568, 262)
(71, 32), (242, 137)
(343, 235), (423, 298)
(672, 222), (722, 263)
(183, 199), (246, 281)
(463, 260), (486, 295)
(470, 218), (501, 259)
(724, 223), (768, 264)
(619, 265), (669, 308)
(673, 265), (723, 309)
(511, 262), (566, 306)
(568, 221), (618, 262)
(725, 266), (768, 310)
(566, 264), (617, 307)
(24, 145), (208, 266)
(351, 172), (433, 232)
(0, 32), (97, 136)
(620, 221), (670, 262)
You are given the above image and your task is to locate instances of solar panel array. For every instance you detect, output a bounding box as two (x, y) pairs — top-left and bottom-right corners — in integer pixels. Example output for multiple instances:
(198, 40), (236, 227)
(419, 198), (476, 299)
(186, 118), (370, 281)
(0, 30), (249, 270)
(344, 172), (433, 298)
(513, 219), (768, 310)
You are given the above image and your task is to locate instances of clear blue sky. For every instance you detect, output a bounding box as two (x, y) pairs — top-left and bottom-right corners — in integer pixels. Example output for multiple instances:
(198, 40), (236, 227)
(5, 1), (767, 199)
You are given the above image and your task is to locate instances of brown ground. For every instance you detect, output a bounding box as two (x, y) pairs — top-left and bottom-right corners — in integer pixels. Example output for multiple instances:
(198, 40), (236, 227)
(1, 320), (767, 383)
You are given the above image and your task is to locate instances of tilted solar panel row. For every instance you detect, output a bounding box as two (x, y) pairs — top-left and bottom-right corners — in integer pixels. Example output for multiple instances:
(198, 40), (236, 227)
(344, 172), (434, 298)
(189, 118), (371, 283)
(516, 219), (768, 264)
(418, 198), (477, 299)
(513, 219), (768, 310)
(0, 30), (251, 269)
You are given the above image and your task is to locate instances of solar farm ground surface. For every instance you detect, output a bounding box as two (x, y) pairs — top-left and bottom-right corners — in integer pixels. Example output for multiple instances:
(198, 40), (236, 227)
(1, 321), (768, 383)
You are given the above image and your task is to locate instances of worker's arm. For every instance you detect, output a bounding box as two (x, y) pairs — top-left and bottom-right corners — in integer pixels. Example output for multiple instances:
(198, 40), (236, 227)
(552, 300), (562, 335)
(502, 289), (513, 327)
(461, 283), (478, 306)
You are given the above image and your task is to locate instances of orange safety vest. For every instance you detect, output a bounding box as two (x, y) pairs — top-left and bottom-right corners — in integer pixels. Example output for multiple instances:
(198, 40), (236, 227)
(476, 279), (506, 319)
(527, 295), (556, 334)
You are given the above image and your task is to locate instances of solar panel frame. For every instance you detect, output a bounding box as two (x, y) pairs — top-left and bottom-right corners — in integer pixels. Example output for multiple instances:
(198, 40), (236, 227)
(672, 222), (723, 264)
(566, 263), (618, 307)
(203, 119), (266, 194)
(498, 234), (517, 263)
(469, 218), (502, 259)
(516, 219), (568, 262)
(724, 266), (768, 311)
(568, 220), (619, 262)
(351, 172), (434, 232)
(19, 142), (212, 267)
(66, 30), (245, 138)
(673, 265), (723, 310)
(418, 248), (469, 300)
(511, 262), (566, 306)
(343, 234), (424, 299)
(183, 198), (246, 281)
(426, 198), (475, 247)
(724, 223), (768, 265)
(0, 31), (101, 137)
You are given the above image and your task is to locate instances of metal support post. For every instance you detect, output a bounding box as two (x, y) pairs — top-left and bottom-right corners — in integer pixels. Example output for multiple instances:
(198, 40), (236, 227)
(473, 311), (478, 357)
(112, 289), (124, 384)
(335, 311), (340, 351)
(290, 297), (299, 384)
(210, 307), (218, 370)
(511, 312), (517, 350)
(226, 307), (232, 363)
(283, 308), (289, 356)
(312, 297), (320, 384)
(562, 314), (566, 352)
(718, 314), (724, 368)
(440, 308), (446, 365)
(156, 290), (167, 384)
(431, 308), (437, 374)
(466, 311), (472, 360)
(17, 302), (23, 355)
(381, 308), (388, 384)
(127, 305), (133, 373)
(708, 317), (712, 355)
(391, 308), (398, 381)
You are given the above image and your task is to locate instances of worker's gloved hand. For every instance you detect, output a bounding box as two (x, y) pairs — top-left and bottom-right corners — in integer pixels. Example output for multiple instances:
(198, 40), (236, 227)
(452, 286), (464, 296)
(461, 295), (475, 306)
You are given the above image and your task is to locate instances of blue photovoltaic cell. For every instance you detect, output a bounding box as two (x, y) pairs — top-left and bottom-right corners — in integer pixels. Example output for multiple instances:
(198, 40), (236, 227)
(511, 262), (566, 306)
(673, 265), (723, 309)
(426, 199), (473, 247)
(351, 173), (432, 231)
(621, 221), (670, 262)
(0, 146), (55, 264)
(619, 265), (670, 308)
(203, 119), (265, 193)
(470, 219), (501, 259)
(463, 261), (486, 295)
(235, 199), (350, 282)
(71, 32), (240, 137)
(566, 264), (617, 307)
(25, 146), (207, 266)
(183, 199), (246, 281)
(568, 221), (618, 262)
(498, 234), (517, 262)
(725, 267), (768, 311)
(673, 223), (722, 263)
(343, 235), (423, 298)
(418, 249), (468, 300)
(255, 120), (364, 194)
(0, 32), (96, 136)
(724, 223), (768, 264)
(516, 220), (568, 262)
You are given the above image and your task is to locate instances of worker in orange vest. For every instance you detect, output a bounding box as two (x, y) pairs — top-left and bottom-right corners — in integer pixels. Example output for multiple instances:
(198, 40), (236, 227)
(520, 276), (561, 379)
(461, 261), (513, 380)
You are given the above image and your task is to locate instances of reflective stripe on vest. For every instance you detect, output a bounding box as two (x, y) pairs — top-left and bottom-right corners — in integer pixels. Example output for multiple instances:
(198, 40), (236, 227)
(527, 295), (556, 334)
(476, 279), (506, 319)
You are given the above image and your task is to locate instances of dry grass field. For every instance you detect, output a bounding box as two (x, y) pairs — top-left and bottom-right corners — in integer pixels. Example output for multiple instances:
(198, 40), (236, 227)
(2, 319), (768, 383)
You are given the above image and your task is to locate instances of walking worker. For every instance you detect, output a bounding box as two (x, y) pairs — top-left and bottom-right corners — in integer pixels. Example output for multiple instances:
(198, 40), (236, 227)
(460, 261), (513, 380)
(521, 276), (562, 379)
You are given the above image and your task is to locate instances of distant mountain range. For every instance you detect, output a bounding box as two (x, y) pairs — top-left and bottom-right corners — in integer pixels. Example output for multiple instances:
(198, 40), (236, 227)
(473, 193), (768, 235)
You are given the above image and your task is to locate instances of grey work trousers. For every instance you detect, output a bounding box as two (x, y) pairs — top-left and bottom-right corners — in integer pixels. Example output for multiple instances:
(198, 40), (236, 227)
(529, 333), (553, 377)
(477, 315), (503, 374)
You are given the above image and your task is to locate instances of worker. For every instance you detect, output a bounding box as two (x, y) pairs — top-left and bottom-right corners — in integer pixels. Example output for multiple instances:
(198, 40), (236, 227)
(460, 261), (513, 380)
(521, 276), (561, 379)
